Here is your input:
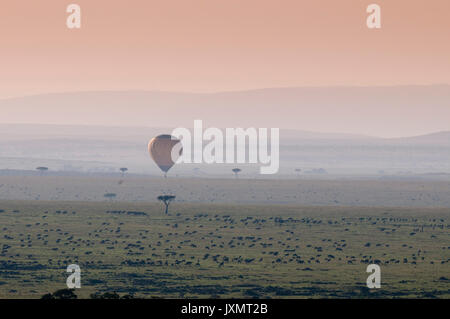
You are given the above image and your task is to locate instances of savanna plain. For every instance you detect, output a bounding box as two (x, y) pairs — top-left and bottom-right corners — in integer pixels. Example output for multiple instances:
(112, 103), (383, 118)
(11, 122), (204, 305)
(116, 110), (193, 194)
(0, 176), (449, 299)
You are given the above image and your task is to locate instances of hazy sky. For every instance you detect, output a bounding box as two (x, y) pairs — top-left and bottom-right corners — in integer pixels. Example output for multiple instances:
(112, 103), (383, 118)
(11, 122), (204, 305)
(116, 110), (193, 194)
(1, 0), (450, 98)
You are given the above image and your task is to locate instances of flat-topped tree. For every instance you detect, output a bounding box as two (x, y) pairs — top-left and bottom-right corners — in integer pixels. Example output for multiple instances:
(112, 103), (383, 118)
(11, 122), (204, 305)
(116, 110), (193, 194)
(36, 167), (49, 175)
(232, 168), (241, 178)
(157, 195), (176, 215)
(119, 167), (128, 177)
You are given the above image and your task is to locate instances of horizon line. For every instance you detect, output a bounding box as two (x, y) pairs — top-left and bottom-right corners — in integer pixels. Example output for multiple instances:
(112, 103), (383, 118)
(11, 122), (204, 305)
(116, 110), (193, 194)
(0, 122), (448, 141)
(1, 84), (449, 101)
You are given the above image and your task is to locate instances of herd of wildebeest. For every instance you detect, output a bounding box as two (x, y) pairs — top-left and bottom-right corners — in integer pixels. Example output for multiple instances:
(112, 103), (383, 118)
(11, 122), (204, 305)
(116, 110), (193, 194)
(0, 196), (448, 298)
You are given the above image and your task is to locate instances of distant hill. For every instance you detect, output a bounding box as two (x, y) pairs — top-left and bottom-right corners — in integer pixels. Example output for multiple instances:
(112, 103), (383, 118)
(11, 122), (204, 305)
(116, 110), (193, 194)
(0, 123), (449, 176)
(0, 123), (448, 144)
(390, 131), (450, 145)
(0, 85), (449, 137)
(0, 123), (373, 142)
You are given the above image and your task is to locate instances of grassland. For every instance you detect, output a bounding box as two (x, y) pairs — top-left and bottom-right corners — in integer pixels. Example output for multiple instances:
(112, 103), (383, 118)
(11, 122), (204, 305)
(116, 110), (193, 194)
(1, 175), (450, 207)
(0, 200), (448, 298)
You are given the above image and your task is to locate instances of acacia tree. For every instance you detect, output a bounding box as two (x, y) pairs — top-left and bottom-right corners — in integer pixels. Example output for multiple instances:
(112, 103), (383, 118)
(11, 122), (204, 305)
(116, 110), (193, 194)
(232, 168), (241, 179)
(157, 195), (176, 214)
(119, 167), (128, 177)
(36, 167), (49, 176)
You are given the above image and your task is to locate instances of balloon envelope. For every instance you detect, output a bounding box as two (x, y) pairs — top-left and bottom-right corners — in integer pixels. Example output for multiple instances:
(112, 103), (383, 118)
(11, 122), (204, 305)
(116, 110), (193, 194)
(148, 135), (182, 173)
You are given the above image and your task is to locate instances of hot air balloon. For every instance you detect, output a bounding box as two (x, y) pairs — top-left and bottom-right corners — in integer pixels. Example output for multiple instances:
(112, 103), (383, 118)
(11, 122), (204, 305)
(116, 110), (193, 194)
(148, 135), (182, 177)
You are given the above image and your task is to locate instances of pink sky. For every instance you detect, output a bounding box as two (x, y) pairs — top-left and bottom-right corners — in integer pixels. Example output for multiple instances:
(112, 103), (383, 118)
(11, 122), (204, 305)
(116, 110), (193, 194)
(1, 0), (450, 98)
